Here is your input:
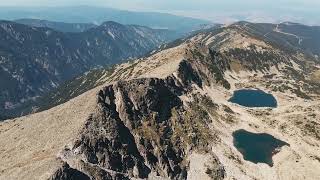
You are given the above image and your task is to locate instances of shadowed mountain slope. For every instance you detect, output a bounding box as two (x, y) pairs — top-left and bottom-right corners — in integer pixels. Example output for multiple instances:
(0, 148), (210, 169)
(0, 20), (178, 119)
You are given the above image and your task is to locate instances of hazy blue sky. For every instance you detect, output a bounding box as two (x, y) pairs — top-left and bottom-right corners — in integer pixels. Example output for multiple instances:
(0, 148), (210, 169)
(0, 0), (319, 24)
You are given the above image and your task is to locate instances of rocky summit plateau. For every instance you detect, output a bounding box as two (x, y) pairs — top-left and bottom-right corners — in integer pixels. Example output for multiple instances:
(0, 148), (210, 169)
(0, 21), (320, 180)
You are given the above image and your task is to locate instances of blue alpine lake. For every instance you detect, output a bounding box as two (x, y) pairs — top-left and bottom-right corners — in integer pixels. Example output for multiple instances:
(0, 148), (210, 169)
(229, 89), (277, 108)
(232, 129), (289, 167)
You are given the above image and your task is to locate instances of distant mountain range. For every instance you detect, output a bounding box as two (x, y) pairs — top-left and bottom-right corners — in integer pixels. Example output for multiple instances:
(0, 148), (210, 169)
(0, 20), (178, 118)
(0, 6), (213, 34)
(15, 19), (97, 32)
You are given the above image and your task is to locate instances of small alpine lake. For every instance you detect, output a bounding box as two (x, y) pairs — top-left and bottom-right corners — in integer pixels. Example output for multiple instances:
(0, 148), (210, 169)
(232, 129), (289, 167)
(229, 89), (277, 108)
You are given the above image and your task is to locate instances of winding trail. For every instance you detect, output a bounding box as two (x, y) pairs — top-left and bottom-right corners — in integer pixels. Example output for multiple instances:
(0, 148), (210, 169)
(274, 23), (303, 45)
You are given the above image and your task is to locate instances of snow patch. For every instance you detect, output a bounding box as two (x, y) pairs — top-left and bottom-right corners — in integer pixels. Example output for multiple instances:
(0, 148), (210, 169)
(86, 40), (91, 46)
(45, 30), (51, 36)
(108, 30), (116, 39)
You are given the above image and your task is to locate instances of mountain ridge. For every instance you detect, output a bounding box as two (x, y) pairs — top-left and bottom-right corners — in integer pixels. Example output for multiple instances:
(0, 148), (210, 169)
(0, 20), (179, 119)
(0, 6), (212, 34)
(14, 18), (97, 32)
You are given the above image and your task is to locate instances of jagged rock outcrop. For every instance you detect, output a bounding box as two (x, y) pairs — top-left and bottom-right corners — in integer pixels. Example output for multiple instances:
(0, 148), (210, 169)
(52, 60), (225, 179)
(49, 162), (90, 180)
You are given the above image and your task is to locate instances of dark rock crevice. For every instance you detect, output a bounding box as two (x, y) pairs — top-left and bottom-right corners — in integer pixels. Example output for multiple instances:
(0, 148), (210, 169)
(49, 162), (91, 180)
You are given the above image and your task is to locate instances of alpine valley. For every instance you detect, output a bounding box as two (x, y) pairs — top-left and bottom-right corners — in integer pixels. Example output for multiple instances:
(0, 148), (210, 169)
(0, 20), (180, 118)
